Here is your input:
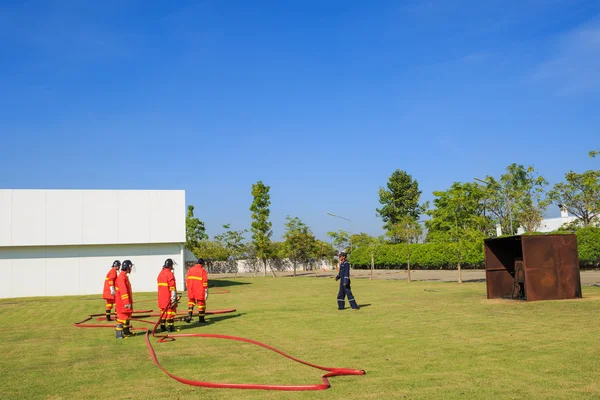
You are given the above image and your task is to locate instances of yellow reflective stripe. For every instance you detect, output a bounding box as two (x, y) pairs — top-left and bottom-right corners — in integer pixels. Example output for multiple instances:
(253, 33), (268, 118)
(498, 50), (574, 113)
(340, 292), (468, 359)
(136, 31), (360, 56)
(203, 283), (208, 287)
(169, 286), (176, 291)
(121, 294), (129, 299)
(187, 276), (203, 281)
(105, 278), (109, 280)
(158, 283), (168, 287)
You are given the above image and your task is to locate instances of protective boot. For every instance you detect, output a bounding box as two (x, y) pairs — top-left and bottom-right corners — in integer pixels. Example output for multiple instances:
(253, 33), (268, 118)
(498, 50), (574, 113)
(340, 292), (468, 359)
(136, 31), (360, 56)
(106, 313), (112, 322)
(184, 307), (193, 323)
(160, 319), (167, 332)
(115, 324), (124, 339)
(199, 315), (206, 323)
(167, 318), (176, 332)
(123, 321), (134, 337)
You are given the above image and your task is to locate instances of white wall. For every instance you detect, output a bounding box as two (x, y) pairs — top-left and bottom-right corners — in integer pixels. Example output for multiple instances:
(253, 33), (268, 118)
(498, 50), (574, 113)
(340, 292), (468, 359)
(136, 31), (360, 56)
(0, 189), (185, 247)
(0, 243), (184, 299)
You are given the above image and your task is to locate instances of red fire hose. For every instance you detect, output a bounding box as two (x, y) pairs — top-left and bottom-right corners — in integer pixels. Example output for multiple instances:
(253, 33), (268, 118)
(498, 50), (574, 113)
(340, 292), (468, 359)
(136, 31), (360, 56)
(74, 296), (365, 391)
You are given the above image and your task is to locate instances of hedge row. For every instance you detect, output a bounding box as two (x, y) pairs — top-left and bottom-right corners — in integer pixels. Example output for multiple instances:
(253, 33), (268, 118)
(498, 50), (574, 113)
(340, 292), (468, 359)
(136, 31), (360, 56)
(349, 227), (600, 270)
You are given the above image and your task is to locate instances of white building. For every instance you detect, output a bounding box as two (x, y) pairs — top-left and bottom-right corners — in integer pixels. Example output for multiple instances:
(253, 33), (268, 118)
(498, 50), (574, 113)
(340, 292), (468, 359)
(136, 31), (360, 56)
(0, 189), (186, 299)
(516, 207), (578, 235)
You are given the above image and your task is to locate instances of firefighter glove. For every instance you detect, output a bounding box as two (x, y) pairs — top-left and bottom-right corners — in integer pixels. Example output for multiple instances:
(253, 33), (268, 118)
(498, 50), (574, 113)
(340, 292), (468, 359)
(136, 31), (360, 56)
(170, 290), (177, 304)
(110, 286), (115, 296)
(204, 289), (209, 300)
(335, 276), (340, 281)
(124, 304), (131, 310)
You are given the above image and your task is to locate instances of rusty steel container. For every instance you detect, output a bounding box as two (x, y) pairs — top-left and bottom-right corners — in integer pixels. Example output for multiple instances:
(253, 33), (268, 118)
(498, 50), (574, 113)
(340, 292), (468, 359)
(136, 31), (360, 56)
(484, 234), (582, 301)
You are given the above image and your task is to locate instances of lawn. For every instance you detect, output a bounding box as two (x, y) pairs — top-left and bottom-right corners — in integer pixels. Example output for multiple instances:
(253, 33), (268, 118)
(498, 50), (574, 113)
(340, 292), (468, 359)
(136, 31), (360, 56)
(1, 275), (599, 400)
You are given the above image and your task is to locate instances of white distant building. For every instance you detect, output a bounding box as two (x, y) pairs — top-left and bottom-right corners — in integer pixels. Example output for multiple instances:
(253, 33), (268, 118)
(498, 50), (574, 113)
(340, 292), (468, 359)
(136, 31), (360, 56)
(0, 189), (186, 299)
(516, 206), (578, 235)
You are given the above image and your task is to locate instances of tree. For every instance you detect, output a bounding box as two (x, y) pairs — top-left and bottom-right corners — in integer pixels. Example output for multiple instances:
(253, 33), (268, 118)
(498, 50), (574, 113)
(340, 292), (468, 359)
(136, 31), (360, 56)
(426, 182), (494, 242)
(426, 182), (489, 283)
(214, 224), (248, 277)
(377, 169), (428, 239)
(313, 240), (337, 275)
(349, 233), (379, 249)
(283, 216), (317, 276)
(250, 181), (275, 277)
(185, 205), (208, 254)
(479, 163), (531, 236)
(549, 170), (600, 227)
(326, 230), (351, 253)
(194, 239), (228, 272)
(513, 166), (550, 233)
(589, 150), (599, 158)
(387, 216), (422, 282)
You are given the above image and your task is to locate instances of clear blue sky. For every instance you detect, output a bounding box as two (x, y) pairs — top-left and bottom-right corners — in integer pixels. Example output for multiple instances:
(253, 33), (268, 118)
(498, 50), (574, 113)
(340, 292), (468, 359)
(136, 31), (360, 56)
(1, 0), (599, 241)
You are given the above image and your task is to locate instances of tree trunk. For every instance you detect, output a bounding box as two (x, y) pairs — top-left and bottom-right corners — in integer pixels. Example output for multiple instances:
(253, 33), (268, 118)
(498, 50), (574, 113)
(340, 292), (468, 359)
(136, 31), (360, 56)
(407, 253), (412, 283)
(293, 260), (297, 277)
(263, 258), (267, 277)
(370, 253), (374, 281)
(457, 249), (463, 284)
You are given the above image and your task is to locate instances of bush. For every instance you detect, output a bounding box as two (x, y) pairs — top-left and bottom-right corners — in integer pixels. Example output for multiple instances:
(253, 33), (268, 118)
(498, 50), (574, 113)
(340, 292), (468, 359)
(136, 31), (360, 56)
(350, 240), (484, 270)
(576, 227), (600, 267)
(349, 229), (600, 269)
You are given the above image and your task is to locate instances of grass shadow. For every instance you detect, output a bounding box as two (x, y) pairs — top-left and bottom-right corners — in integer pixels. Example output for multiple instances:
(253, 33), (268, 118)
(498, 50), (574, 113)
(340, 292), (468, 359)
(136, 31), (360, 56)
(210, 280), (252, 288)
(174, 313), (245, 332)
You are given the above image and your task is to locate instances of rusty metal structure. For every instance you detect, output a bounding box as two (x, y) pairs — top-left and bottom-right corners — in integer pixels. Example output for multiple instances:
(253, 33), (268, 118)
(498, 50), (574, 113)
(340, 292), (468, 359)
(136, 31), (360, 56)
(484, 234), (582, 301)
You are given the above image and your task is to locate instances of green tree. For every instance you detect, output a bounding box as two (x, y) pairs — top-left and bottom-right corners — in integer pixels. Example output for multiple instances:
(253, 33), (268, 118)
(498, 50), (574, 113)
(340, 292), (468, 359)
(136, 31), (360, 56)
(313, 239), (337, 274)
(214, 224), (248, 277)
(349, 233), (379, 249)
(283, 216), (317, 276)
(185, 205), (208, 254)
(377, 169), (428, 239)
(478, 163), (535, 235)
(549, 170), (600, 227)
(426, 182), (493, 242)
(513, 166), (550, 233)
(327, 230), (351, 253)
(194, 239), (228, 272)
(426, 182), (488, 283)
(250, 181), (275, 277)
(589, 150), (599, 158)
(387, 216), (422, 282)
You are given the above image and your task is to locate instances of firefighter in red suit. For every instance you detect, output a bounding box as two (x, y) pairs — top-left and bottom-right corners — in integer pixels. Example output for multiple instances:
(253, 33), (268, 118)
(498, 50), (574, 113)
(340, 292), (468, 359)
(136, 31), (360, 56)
(184, 258), (209, 323)
(115, 260), (134, 339)
(102, 260), (120, 321)
(157, 258), (178, 332)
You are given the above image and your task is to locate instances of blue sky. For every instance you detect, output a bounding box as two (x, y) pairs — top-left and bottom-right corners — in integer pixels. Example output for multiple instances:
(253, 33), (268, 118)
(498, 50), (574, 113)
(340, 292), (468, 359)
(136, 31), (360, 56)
(1, 0), (599, 241)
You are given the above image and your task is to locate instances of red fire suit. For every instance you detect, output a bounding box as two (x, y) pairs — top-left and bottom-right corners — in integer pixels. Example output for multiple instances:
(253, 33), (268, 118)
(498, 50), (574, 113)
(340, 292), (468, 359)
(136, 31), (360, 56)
(115, 270), (133, 323)
(157, 268), (177, 319)
(186, 264), (208, 317)
(103, 268), (118, 317)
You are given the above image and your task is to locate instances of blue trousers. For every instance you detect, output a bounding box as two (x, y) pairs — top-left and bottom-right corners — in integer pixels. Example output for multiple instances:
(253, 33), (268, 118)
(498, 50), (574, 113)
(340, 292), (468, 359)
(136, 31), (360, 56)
(337, 283), (358, 309)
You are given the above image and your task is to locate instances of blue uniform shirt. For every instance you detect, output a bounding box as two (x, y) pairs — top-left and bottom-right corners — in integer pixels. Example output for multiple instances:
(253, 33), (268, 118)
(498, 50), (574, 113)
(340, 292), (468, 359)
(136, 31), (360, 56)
(338, 260), (350, 284)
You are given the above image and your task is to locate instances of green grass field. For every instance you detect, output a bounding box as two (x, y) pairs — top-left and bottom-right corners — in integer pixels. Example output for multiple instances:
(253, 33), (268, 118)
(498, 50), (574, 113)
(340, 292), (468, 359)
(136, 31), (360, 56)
(1, 276), (600, 400)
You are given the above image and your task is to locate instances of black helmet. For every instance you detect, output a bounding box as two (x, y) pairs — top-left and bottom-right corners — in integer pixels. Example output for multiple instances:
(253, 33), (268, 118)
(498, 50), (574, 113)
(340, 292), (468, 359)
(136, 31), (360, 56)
(197, 258), (205, 265)
(112, 260), (121, 268)
(164, 258), (174, 268)
(122, 260), (133, 271)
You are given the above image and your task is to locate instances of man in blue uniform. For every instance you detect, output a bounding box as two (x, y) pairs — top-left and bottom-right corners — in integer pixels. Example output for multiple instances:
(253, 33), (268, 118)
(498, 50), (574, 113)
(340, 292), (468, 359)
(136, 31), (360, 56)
(335, 252), (359, 310)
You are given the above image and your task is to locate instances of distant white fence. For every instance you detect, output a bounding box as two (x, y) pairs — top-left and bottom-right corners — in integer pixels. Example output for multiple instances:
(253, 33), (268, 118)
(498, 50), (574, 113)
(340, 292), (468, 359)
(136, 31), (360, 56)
(186, 258), (336, 274)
